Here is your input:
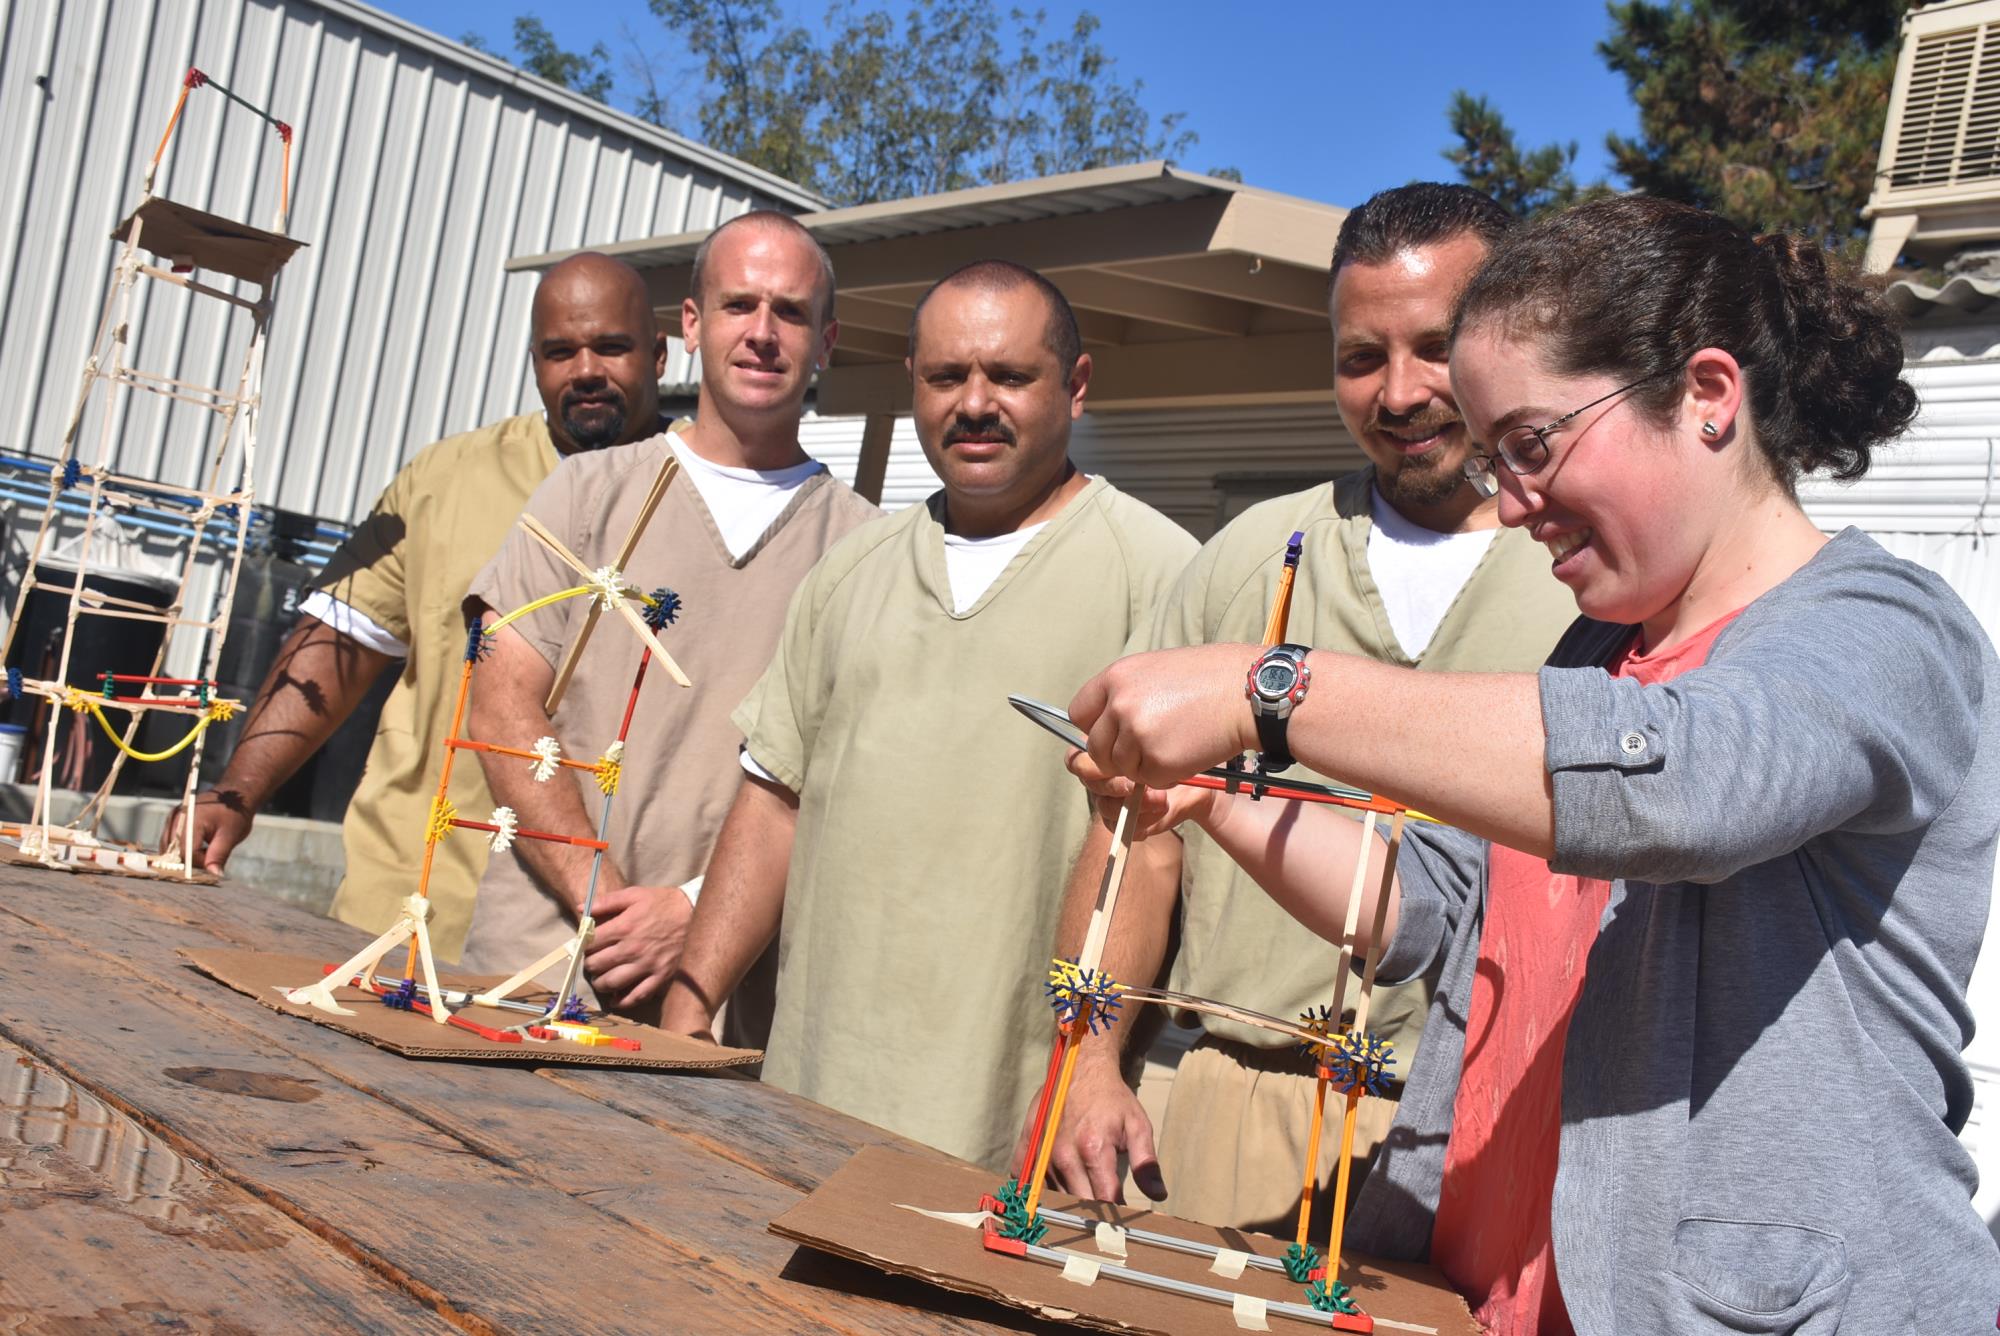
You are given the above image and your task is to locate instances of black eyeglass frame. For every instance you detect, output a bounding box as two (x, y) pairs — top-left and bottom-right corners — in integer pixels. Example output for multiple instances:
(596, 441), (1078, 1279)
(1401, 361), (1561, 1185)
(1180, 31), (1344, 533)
(1461, 368), (1681, 498)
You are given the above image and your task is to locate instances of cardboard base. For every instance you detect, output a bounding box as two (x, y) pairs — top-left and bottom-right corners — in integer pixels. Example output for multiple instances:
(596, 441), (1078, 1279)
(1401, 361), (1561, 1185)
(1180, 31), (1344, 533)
(770, 1146), (1477, 1336)
(0, 837), (221, 885)
(184, 948), (762, 1072)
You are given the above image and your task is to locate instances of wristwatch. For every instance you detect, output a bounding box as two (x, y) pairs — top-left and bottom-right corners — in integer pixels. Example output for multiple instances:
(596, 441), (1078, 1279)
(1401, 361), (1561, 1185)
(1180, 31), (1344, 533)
(1245, 643), (1312, 773)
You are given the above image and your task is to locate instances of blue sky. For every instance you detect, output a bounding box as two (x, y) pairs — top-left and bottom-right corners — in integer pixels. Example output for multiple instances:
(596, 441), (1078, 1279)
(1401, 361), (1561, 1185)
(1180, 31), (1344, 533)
(379, 0), (1641, 209)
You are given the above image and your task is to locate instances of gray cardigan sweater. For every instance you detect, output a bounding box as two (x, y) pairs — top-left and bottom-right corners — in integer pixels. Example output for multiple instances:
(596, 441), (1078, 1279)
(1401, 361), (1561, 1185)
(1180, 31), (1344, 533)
(1349, 528), (2000, 1334)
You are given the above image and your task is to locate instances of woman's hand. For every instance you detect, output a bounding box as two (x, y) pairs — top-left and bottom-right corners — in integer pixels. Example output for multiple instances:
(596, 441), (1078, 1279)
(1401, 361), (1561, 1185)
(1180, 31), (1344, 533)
(1065, 747), (1214, 839)
(1068, 644), (1264, 789)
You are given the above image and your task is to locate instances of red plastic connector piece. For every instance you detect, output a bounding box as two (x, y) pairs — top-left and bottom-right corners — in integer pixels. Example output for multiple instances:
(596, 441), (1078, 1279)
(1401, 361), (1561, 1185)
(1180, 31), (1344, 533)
(1330, 1312), (1373, 1333)
(609, 1036), (641, 1051)
(981, 1231), (1027, 1257)
(185, 67), (209, 88)
(274, 120), (293, 143)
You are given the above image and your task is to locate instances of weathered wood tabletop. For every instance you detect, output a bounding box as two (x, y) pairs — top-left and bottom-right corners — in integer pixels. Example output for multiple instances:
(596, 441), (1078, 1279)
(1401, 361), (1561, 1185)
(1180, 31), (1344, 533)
(0, 863), (1063, 1334)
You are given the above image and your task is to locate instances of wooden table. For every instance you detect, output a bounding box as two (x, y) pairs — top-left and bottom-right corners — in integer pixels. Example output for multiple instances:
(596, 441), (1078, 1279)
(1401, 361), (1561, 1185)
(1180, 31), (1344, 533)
(0, 864), (1062, 1333)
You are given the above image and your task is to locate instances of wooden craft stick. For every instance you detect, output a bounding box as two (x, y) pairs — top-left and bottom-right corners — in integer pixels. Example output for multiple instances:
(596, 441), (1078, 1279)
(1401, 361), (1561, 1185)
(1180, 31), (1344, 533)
(1352, 810), (1407, 1035)
(614, 452), (679, 571)
(1022, 790), (1144, 1220)
(544, 603), (602, 712)
(1323, 808), (1407, 1274)
(1078, 793), (1141, 971)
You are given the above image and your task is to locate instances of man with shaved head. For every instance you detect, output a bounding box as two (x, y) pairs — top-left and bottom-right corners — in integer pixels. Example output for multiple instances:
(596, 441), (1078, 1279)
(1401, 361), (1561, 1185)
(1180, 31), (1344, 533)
(456, 210), (878, 1019)
(176, 250), (678, 956)
(660, 260), (1195, 1168)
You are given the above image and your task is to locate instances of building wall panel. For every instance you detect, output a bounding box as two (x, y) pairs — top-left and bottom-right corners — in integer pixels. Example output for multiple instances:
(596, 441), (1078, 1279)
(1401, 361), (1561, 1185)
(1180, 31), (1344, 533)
(0, 0), (814, 529)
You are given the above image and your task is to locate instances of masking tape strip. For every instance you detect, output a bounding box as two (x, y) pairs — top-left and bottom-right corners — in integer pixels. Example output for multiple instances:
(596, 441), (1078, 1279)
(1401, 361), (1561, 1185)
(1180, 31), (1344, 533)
(1093, 1221), (1129, 1258)
(1231, 1292), (1270, 1331)
(1061, 1253), (1101, 1286)
(893, 1204), (990, 1229)
(1210, 1248), (1250, 1279)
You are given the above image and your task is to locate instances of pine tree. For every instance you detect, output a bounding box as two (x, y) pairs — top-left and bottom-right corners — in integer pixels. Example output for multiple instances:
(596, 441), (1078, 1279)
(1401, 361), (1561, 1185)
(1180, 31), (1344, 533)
(1444, 2), (1909, 246)
(1601, 1), (1906, 247)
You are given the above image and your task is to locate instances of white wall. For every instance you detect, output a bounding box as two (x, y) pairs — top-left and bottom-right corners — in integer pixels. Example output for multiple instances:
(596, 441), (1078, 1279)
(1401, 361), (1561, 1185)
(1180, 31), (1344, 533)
(1805, 334), (2000, 1235)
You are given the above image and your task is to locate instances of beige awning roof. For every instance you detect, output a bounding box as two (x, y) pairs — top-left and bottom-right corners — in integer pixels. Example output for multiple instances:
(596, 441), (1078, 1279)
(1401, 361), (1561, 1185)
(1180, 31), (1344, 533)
(508, 161), (1348, 416)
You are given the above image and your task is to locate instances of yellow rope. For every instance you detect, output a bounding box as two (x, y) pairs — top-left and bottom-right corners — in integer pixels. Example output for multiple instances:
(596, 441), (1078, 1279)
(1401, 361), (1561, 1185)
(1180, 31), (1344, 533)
(425, 795), (457, 844)
(63, 690), (235, 763)
(486, 585), (592, 635)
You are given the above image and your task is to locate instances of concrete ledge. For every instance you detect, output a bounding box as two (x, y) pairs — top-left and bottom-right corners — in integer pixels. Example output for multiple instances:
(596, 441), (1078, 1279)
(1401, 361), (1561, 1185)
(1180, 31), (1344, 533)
(0, 783), (346, 916)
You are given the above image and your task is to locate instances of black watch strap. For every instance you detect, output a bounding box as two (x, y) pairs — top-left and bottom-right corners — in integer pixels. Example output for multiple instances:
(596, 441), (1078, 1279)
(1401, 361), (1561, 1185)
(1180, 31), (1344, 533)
(1254, 711), (1294, 773)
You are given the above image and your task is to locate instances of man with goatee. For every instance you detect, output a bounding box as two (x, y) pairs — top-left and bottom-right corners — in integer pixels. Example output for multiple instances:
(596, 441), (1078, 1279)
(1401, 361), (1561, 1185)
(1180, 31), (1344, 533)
(1039, 184), (1577, 1234)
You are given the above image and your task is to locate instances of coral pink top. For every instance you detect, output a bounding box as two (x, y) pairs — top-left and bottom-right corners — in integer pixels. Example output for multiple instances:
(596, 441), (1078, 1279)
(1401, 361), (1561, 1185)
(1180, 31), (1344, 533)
(1428, 611), (1742, 1335)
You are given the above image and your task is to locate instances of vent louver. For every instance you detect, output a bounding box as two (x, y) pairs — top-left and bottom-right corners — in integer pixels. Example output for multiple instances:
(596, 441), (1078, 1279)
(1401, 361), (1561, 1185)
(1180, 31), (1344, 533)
(1888, 21), (2000, 190)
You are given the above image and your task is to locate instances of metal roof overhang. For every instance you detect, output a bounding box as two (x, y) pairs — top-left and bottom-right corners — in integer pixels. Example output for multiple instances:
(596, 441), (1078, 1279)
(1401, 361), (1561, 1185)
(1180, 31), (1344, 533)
(507, 162), (1348, 416)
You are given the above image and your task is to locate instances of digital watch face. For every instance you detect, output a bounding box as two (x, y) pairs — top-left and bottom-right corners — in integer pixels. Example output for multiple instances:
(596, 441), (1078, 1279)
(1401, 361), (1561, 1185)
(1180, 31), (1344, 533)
(1256, 661), (1297, 696)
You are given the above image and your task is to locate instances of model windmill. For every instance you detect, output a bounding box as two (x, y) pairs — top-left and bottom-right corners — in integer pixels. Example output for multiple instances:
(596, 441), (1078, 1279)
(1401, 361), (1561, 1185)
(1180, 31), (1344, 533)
(280, 451), (689, 1050)
(994, 532), (1421, 1332)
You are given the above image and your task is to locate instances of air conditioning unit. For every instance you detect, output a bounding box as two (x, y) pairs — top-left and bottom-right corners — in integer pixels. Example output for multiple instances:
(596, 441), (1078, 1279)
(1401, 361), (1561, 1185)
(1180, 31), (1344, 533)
(1865, 0), (2000, 271)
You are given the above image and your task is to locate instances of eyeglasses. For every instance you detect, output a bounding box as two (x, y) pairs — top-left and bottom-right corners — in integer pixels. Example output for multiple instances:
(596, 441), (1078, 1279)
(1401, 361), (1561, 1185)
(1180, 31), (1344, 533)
(1462, 370), (1677, 499)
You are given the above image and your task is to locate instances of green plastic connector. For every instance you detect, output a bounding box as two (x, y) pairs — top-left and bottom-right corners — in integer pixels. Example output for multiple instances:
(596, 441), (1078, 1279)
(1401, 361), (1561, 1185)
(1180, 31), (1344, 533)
(992, 1177), (1048, 1246)
(1283, 1242), (1321, 1284)
(1306, 1277), (1360, 1315)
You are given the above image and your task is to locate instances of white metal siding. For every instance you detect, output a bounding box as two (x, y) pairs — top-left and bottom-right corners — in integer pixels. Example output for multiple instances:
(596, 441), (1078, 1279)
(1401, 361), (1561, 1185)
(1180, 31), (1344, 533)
(801, 403), (1361, 531)
(1, 0), (812, 527)
(1071, 405), (1361, 539)
(1802, 344), (2000, 1236)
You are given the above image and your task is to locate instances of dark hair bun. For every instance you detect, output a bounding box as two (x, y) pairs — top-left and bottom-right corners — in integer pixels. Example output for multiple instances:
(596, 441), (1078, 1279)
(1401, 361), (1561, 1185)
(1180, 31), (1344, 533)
(1453, 195), (1916, 489)
(1754, 233), (1916, 481)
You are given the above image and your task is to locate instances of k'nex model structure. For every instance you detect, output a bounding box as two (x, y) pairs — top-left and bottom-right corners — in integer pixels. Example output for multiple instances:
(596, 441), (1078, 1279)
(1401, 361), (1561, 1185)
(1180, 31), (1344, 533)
(281, 452), (689, 1052)
(0, 68), (303, 880)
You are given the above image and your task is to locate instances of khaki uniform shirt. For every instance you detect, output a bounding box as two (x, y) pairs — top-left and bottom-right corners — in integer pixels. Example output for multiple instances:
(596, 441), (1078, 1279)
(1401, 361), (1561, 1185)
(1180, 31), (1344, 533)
(460, 433), (879, 981)
(737, 478), (1197, 1170)
(319, 413), (559, 960)
(1155, 469), (1576, 1053)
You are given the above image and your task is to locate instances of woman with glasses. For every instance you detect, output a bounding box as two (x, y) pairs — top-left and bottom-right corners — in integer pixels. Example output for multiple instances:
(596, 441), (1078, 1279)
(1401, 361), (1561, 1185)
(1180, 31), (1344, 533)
(1065, 194), (2000, 1334)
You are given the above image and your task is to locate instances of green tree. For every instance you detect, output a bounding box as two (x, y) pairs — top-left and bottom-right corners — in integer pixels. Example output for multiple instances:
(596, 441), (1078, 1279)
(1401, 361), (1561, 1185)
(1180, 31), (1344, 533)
(1443, 2), (1908, 245)
(1443, 92), (1595, 218)
(1601, 1), (1905, 246)
(645, 0), (1210, 205)
(464, 16), (615, 104)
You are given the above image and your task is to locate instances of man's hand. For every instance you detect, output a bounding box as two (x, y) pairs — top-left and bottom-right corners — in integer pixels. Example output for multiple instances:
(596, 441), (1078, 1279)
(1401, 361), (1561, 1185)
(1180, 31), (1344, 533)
(160, 788), (256, 873)
(1020, 1058), (1167, 1204)
(583, 883), (694, 1011)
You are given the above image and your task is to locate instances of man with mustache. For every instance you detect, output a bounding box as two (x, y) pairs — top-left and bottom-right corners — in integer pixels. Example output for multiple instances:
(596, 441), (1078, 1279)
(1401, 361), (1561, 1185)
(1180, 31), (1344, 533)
(172, 251), (678, 959)
(1038, 184), (1576, 1234)
(658, 261), (1196, 1168)
(457, 212), (878, 1021)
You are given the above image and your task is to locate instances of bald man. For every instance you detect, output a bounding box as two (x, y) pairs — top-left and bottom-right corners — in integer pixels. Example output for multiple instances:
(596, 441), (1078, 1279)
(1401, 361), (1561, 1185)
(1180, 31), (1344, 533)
(174, 251), (678, 957)
(456, 211), (879, 1020)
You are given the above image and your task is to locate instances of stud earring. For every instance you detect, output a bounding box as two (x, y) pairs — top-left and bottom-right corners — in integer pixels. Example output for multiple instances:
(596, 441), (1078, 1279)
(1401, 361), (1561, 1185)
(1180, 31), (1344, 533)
(1701, 421), (1720, 438)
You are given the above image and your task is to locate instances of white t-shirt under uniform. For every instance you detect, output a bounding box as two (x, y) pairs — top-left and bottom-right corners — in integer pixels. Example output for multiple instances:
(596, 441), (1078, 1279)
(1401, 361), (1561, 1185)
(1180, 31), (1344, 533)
(1365, 488), (1498, 658)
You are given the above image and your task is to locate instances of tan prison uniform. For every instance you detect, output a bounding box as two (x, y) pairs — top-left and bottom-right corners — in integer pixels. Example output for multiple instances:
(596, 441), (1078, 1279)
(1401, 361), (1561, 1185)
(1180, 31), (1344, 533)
(738, 478), (1196, 1170)
(459, 432), (878, 1003)
(1149, 469), (1575, 1233)
(317, 413), (559, 960)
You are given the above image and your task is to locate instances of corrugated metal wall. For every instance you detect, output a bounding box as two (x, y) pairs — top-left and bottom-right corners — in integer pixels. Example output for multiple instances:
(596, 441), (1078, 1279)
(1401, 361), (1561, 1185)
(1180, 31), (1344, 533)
(0, 0), (814, 527)
(1805, 342), (2000, 1236)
